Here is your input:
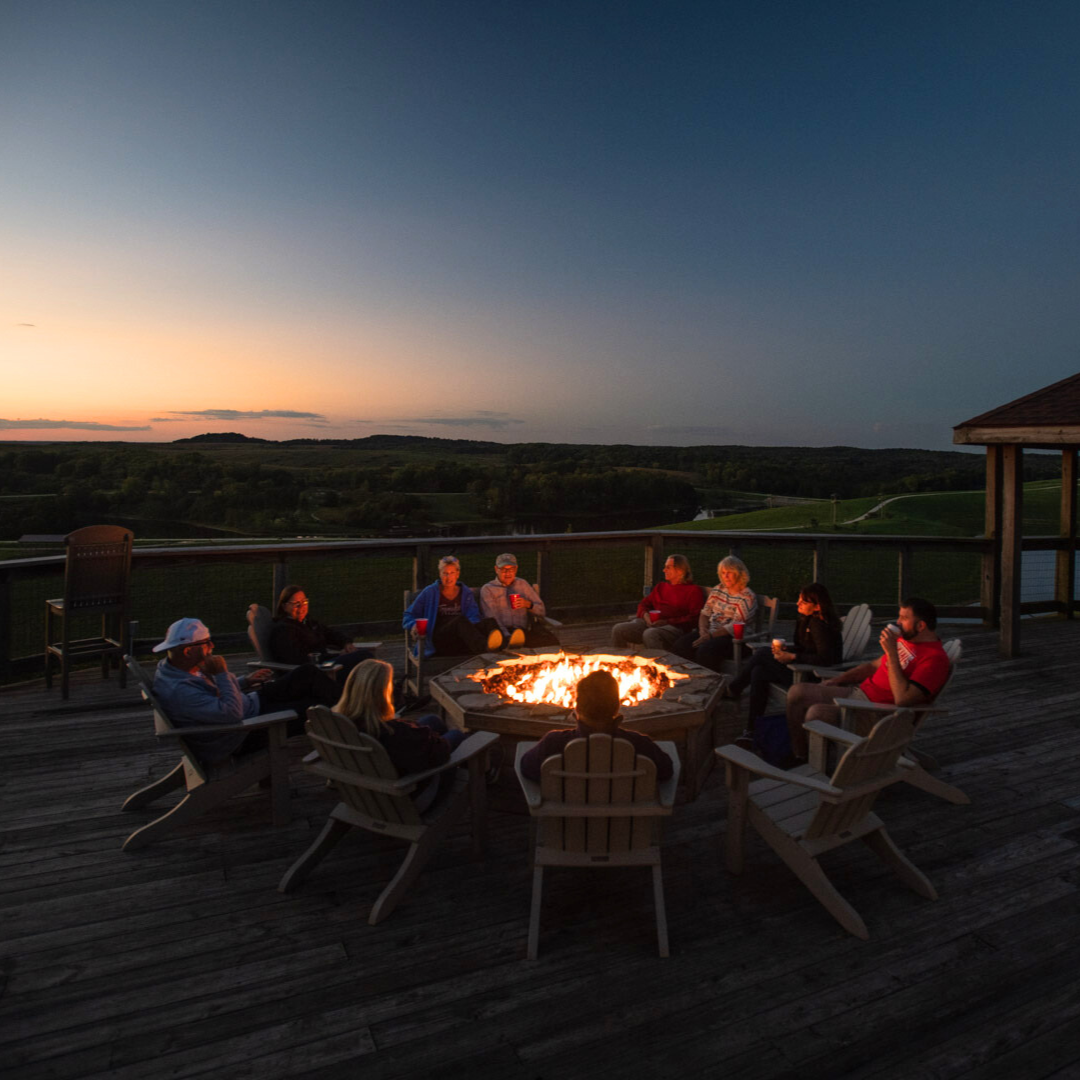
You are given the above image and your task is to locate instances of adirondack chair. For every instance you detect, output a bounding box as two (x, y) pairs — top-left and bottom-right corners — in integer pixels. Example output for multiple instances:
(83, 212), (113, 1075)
(727, 594), (779, 673)
(246, 603), (381, 672)
(279, 705), (499, 924)
(120, 656), (296, 851)
(761, 602), (875, 713)
(826, 638), (968, 805)
(716, 710), (938, 939)
(514, 734), (680, 959)
(45, 524), (133, 699)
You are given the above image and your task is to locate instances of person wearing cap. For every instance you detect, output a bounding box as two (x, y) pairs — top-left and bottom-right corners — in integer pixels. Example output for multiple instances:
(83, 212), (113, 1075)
(403, 555), (505, 657)
(479, 554), (559, 650)
(151, 617), (337, 764)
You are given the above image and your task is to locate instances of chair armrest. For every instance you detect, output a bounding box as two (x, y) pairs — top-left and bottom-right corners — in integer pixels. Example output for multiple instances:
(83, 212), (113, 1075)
(803, 719), (862, 747)
(514, 742), (543, 807)
(246, 660), (298, 672)
(390, 730), (499, 790)
(156, 709), (297, 739)
(352, 641), (383, 651)
(715, 744), (841, 795)
(655, 740), (681, 807)
(834, 698), (947, 716)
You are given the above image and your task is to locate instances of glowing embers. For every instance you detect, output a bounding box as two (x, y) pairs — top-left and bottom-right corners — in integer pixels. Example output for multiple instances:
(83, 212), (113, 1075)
(469, 652), (689, 710)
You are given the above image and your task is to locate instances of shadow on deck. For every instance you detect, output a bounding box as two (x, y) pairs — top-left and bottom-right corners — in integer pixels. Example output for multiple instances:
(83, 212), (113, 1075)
(1, 619), (1079, 1079)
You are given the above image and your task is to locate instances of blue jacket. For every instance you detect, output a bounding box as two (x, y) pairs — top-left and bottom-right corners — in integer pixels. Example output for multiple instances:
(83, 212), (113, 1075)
(153, 658), (259, 763)
(403, 580), (481, 658)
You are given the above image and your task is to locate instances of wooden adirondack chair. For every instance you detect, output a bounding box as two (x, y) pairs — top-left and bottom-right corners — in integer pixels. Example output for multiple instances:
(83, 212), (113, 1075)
(827, 638), (968, 805)
(279, 706), (499, 924)
(728, 594), (779, 672)
(120, 656), (296, 850)
(716, 710), (938, 939)
(246, 603), (381, 673)
(514, 734), (680, 959)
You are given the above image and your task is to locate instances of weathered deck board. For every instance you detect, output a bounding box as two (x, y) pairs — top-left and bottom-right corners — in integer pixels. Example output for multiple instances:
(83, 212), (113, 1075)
(2, 619), (1079, 1079)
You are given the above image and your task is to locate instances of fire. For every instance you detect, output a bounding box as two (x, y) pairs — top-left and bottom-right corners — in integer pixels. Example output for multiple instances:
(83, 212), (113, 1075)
(469, 652), (688, 709)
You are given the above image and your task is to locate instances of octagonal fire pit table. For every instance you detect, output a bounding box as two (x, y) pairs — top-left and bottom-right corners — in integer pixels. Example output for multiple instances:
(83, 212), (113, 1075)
(428, 647), (727, 801)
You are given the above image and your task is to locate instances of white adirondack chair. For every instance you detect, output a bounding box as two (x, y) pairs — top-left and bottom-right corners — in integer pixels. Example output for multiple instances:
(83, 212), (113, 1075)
(514, 734), (680, 959)
(120, 656), (296, 850)
(279, 706), (498, 924)
(716, 710), (938, 939)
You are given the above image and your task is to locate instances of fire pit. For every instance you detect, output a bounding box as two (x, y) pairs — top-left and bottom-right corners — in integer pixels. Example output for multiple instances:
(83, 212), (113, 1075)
(428, 648), (726, 801)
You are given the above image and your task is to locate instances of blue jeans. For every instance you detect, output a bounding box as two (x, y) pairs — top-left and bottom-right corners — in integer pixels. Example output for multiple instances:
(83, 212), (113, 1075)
(414, 712), (467, 751)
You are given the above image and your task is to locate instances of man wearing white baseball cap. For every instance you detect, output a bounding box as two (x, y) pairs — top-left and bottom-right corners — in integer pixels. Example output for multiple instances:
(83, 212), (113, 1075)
(152, 617), (336, 763)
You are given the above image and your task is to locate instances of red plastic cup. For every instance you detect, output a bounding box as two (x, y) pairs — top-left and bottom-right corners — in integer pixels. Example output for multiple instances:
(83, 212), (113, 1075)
(415, 618), (428, 636)
(648, 609), (661, 623)
(509, 593), (521, 609)
(732, 621), (745, 640)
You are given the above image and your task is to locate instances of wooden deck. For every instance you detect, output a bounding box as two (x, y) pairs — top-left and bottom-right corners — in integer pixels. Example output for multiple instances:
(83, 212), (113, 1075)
(2, 619), (1079, 1080)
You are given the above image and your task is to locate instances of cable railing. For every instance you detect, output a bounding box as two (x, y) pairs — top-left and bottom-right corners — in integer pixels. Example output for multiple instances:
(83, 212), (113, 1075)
(5, 526), (1071, 683)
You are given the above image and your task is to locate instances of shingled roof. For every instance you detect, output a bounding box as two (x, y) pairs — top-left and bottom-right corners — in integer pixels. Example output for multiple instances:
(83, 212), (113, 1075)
(954, 372), (1080, 446)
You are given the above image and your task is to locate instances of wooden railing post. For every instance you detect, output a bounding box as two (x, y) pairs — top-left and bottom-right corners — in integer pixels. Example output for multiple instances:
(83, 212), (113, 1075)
(1056, 448), (1076, 619)
(413, 544), (431, 591)
(0, 570), (11, 683)
(271, 557), (289, 606)
(535, 541), (551, 599)
(644, 534), (664, 593)
(813, 538), (829, 589)
(898, 543), (912, 606)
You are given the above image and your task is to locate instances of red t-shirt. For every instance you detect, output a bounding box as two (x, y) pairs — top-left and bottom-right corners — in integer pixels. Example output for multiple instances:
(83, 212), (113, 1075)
(861, 638), (950, 704)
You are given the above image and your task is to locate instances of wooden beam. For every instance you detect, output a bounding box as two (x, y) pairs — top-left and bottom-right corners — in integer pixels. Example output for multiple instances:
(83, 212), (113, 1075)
(644, 535), (664, 595)
(982, 446), (1003, 627)
(1056, 449), (1077, 619)
(954, 425), (1080, 446)
(999, 445), (1023, 657)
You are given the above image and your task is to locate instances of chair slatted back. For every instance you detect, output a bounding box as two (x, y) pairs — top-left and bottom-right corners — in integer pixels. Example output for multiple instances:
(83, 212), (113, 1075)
(305, 705), (422, 828)
(840, 604), (873, 662)
(63, 525), (132, 613)
(755, 595), (779, 638)
(247, 603), (275, 662)
(125, 655), (210, 784)
(803, 710), (915, 841)
(538, 734), (659, 854)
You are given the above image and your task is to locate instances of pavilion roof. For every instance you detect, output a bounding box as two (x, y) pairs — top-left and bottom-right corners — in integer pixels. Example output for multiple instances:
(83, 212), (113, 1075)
(953, 371), (1080, 446)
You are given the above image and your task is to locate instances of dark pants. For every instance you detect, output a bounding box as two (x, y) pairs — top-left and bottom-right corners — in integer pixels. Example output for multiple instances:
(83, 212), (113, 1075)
(728, 648), (795, 725)
(671, 630), (735, 672)
(326, 648), (373, 683)
(432, 614), (499, 656)
(521, 623), (560, 648)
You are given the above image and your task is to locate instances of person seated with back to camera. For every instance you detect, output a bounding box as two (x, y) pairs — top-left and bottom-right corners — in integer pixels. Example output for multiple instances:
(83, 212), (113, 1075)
(479, 552), (560, 650)
(611, 553), (704, 651)
(151, 617), (338, 765)
(332, 658), (468, 807)
(727, 582), (843, 750)
(269, 584), (372, 681)
(403, 554), (505, 656)
(519, 669), (675, 783)
(671, 555), (757, 672)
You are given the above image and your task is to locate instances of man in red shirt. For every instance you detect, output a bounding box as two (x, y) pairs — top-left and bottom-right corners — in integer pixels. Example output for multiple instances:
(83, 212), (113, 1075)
(785, 597), (951, 760)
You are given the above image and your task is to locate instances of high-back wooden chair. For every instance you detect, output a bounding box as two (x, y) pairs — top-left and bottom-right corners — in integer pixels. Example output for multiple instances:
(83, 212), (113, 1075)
(726, 593), (779, 672)
(514, 734), (680, 958)
(279, 706), (498, 924)
(716, 710), (937, 939)
(829, 638), (968, 805)
(45, 524), (133, 699)
(120, 656), (295, 850)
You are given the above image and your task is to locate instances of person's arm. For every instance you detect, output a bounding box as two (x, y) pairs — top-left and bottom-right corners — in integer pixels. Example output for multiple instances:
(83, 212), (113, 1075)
(519, 731), (567, 781)
(403, 585), (428, 630)
(823, 657), (880, 686)
(880, 632), (938, 706)
(793, 617), (839, 666)
(517, 579), (544, 618)
(462, 585), (482, 623)
(636, 585), (659, 621)
(636, 734), (674, 781)
(383, 720), (451, 774)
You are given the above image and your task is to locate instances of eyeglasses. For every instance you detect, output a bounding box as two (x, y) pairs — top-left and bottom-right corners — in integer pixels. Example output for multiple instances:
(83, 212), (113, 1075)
(286, 598), (309, 608)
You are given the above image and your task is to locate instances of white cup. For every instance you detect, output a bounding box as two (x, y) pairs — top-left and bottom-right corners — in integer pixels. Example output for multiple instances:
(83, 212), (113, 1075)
(885, 622), (900, 637)
(772, 638), (784, 650)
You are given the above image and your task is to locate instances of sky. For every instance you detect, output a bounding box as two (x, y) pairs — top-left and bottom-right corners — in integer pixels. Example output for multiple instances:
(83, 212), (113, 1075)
(1, 0), (1078, 451)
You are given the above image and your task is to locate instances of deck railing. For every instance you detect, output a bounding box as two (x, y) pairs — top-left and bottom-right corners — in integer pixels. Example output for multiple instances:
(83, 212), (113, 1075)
(3, 527), (1073, 682)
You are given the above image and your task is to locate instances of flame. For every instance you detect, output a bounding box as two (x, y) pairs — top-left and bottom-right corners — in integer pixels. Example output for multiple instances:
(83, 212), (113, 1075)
(469, 651), (688, 710)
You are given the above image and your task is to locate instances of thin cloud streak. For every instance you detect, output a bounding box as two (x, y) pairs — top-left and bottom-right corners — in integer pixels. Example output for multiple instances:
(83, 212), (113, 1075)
(158, 409), (329, 424)
(0, 417), (151, 431)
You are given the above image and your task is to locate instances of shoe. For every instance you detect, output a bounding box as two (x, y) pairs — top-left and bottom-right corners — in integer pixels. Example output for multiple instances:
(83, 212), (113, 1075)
(721, 684), (742, 700)
(508, 628), (526, 647)
(487, 629), (504, 651)
(734, 729), (755, 751)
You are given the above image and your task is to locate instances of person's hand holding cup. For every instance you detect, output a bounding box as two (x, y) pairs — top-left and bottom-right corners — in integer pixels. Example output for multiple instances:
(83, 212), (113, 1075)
(731, 621), (745, 640)
(648, 609), (661, 624)
(415, 618), (429, 637)
(509, 593), (522, 610)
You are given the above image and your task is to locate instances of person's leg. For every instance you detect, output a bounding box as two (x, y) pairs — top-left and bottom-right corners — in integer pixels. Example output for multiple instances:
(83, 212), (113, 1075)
(330, 649), (372, 681)
(694, 634), (734, 673)
(524, 623), (560, 648)
(669, 630), (697, 660)
(258, 663), (338, 712)
(432, 615), (490, 655)
(611, 618), (647, 647)
(728, 646), (770, 697)
(641, 623), (681, 650)
(785, 682), (848, 758)
(747, 657), (793, 724)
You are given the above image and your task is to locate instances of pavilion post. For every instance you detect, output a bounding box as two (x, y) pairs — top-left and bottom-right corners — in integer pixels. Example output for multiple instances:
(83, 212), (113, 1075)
(1055, 448), (1076, 619)
(982, 446), (1003, 628)
(999, 445), (1023, 657)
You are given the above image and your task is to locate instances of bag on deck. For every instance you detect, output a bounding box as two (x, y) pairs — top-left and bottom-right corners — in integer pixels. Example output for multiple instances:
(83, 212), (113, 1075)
(752, 713), (792, 767)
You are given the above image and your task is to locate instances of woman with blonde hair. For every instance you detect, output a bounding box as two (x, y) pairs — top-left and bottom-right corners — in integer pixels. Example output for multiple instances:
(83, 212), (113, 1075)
(672, 555), (757, 672)
(334, 659), (465, 775)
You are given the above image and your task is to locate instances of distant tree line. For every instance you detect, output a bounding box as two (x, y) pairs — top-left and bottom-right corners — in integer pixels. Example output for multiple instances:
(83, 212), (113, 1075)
(0, 438), (1062, 540)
